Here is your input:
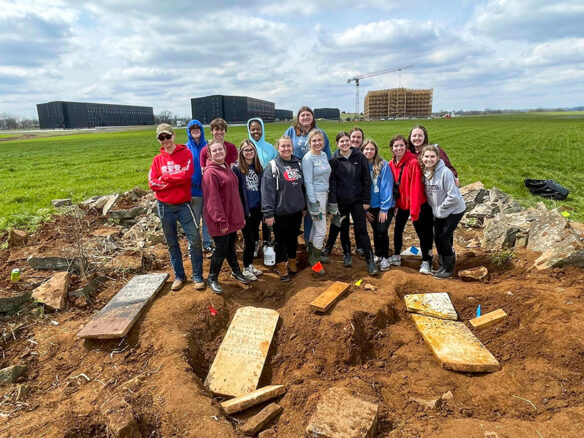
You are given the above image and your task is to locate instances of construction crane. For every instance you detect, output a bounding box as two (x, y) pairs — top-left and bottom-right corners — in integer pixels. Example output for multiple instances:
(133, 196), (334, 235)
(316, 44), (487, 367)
(347, 64), (414, 119)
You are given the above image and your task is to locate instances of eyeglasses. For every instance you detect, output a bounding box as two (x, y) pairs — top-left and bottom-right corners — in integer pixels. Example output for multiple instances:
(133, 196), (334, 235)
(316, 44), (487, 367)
(157, 134), (172, 141)
(242, 149), (255, 153)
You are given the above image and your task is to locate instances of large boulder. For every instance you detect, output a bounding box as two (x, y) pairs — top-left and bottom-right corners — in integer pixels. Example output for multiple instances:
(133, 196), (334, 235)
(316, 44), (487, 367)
(527, 209), (571, 253)
(31, 272), (70, 311)
(533, 233), (584, 269)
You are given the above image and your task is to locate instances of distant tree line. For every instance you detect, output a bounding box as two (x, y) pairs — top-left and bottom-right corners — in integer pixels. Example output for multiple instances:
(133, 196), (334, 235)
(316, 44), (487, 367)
(0, 113), (39, 130)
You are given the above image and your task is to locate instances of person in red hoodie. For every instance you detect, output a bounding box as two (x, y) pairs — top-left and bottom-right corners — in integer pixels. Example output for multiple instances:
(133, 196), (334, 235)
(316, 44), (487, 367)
(148, 123), (204, 291)
(388, 134), (433, 272)
(202, 139), (249, 294)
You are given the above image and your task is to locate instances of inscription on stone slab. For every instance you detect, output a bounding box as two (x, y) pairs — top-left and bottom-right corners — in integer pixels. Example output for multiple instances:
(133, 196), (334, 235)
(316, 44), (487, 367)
(405, 292), (458, 320)
(77, 273), (168, 339)
(205, 306), (279, 397)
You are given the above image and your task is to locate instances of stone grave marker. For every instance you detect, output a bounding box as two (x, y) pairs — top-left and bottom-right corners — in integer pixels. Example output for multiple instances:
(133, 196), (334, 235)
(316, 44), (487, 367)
(404, 292), (458, 320)
(470, 309), (507, 330)
(310, 281), (351, 312)
(411, 313), (500, 373)
(77, 273), (168, 339)
(205, 306), (279, 397)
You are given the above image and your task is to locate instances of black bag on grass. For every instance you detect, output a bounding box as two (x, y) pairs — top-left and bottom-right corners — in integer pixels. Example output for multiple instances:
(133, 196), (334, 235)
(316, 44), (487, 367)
(524, 179), (569, 200)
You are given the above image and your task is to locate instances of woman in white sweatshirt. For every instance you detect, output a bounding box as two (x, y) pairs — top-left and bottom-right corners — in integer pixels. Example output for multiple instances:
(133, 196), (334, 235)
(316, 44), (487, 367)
(420, 144), (466, 279)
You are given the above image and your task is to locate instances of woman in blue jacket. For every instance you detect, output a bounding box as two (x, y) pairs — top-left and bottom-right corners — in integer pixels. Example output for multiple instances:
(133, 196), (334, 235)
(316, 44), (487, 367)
(284, 106), (331, 248)
(361, 139), (395, 271)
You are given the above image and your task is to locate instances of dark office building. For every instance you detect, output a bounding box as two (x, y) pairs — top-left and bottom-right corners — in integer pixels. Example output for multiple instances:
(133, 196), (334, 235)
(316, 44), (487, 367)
(275, 109), (293, 121)
(191, 95), (275, 124)
(314, 108), (340, 120)
(37, 101), (154, 129)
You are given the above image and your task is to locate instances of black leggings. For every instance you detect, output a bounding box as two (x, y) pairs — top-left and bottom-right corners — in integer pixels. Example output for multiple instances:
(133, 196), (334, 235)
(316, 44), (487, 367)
(368, 207), (394, 258)
(394, 203), (434, 261)
(242, 206), (262, 267)
(339, 202), (372, 258)
(209, 232), (239, 280)
(434, 212), (463, 257)
(324, 221), (340, 251)
(273, 211), (303, 263)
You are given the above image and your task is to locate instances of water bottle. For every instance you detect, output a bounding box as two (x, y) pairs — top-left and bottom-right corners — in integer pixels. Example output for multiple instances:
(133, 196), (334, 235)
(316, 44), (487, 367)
(263, 226), (276, 266)
(11, 268), (21, 282)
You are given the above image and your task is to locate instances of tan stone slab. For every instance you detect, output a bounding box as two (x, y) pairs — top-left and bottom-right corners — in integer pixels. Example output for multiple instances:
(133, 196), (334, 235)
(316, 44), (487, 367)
(31, 272), (70, 311)
(306, 387), (378, 438)
(205, 307), (279, 397)
(100, 396), (140, 438)
(310, 281), (351, 312)
(221, 385), (286, 414)
(77, 273), (168, 339)
(240, 403), (282, 436)
(404, 292), (458, 320)
(469, 309), (508, 330)
(411, 314), (500, 373)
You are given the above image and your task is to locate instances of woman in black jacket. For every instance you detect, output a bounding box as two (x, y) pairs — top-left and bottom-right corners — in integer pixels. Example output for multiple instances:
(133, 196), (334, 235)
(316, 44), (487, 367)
(232, 140), (264, 281)
(329, 132), (378, 275)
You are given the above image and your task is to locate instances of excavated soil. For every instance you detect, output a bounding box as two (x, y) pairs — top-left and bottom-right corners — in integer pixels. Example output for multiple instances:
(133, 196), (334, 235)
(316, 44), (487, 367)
(0, 212), (583, 437)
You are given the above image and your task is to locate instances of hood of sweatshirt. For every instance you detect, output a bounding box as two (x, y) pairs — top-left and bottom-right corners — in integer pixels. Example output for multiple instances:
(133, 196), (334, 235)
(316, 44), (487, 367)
(393, 149), (417, 168)
(186, 119), (206, 150)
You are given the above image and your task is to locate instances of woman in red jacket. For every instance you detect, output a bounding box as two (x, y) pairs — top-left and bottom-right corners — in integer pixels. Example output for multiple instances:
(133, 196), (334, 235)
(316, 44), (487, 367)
(388, 135), (433, 273)
(202, 140), (249, 294)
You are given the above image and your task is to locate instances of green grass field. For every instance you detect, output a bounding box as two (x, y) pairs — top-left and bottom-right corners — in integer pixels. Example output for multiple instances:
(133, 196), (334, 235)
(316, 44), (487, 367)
(0, 113), (583, 232)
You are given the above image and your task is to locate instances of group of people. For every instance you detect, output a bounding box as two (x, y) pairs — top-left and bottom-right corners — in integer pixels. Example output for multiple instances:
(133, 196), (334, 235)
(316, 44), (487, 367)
(148, 106), (465, 294)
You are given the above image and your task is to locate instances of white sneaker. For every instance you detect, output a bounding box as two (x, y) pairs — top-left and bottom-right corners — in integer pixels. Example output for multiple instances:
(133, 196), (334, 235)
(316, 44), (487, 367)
(250, 265), (263, 276)
(388, 255), (401, 266)
(242, 267), (257, 281)
(374, 255), (381, 264)
(419, 260), (432, 275)
(379, 257), (391, 271)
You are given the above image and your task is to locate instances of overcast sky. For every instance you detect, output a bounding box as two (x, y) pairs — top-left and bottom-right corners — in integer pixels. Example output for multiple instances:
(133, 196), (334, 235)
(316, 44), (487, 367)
(1, 0), (583, 118)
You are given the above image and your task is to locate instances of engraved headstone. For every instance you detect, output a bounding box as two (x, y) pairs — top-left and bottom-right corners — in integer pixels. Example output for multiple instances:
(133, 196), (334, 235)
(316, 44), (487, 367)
(77, 273), (168, 339)
(404, 292), (458, 320)
(205, 306), (279, 397)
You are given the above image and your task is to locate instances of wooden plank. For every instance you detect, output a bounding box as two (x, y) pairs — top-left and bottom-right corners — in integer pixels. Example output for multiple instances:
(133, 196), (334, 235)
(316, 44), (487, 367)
(205, 307), (279, 397)
(411, 313), (500, 373)
(240, 403), (282, 436)
(77, 273), (168, 339)
(469, 309), (507, 330)
(310, 281), (351, 312)
(221, 385), (286, 414)
(404, 292), (458, 320)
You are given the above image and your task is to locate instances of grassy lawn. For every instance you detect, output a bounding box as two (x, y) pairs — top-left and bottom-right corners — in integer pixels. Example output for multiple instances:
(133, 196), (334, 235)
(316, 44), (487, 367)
(1, 113), (583, 231)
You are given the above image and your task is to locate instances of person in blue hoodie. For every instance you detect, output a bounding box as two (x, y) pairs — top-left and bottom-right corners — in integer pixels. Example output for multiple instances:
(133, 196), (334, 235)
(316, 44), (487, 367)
(283, 106), (331, 248)
(186, 120), (213, 252)
(361, 139), (395, 271)
(420, 144), (466, 279)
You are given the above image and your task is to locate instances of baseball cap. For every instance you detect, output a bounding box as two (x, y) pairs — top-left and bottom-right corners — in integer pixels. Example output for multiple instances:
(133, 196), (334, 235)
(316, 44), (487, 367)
(156, 123), (174, 137)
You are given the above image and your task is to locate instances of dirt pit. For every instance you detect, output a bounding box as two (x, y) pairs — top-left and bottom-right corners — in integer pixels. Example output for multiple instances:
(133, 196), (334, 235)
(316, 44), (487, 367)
(0, 213), (583, 437)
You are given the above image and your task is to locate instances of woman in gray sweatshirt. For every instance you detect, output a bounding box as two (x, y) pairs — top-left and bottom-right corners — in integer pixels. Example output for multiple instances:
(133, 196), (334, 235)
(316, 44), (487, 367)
(420, 144), (466, 279)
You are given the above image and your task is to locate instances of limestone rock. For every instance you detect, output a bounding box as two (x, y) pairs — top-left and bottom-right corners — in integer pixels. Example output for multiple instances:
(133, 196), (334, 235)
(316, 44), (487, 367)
(460, 182), (487, 211)
(8, 229), (28, 247)
(28, 255), (85, 273)
(258, 429), (276, 438)
(109, 206), (146, 220)
(534, 233), (584, 270)
(527, 209), (570, 253)
(31, 272), (70, 310)
(458, 267), (489, 282)
(0, 365), (27, 384)
(441, 391), (454, 400)
(240, 403), (282, 436)
(409, 396), (443, 410)
(0, 291), (32, 313)
(52, 198), (72, 207)
(131, 186), (148, 198)
(466, 202), (500, 220)
(100, 396), (141, 438)
(102, 194), (120, 216)
(306, 387), (378, 438)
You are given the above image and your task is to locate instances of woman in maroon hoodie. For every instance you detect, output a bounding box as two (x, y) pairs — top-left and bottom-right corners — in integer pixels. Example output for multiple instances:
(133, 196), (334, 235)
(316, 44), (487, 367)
(202, 140), (249, 294)
(388, 134), (433, 273)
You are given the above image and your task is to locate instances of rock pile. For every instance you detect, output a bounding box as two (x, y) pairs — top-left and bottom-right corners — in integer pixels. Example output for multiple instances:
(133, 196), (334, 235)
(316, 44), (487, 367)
(460, 182), (584, 269)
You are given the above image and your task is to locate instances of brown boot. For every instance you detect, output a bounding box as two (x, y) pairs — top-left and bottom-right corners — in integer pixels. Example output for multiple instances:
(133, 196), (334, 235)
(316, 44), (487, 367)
(277, 262), (290, 282)
(287, 258), (297, 275)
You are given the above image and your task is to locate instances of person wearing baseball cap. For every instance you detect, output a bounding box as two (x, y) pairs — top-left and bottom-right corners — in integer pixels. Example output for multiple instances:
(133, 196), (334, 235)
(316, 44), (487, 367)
(149, 123), (205, 291)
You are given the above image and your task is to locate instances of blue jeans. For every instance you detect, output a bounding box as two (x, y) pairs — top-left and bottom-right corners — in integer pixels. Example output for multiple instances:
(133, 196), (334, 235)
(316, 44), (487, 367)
(157, 201), (203, 282)
(303, 212), (312, 246)
(190, 196), (213, 248)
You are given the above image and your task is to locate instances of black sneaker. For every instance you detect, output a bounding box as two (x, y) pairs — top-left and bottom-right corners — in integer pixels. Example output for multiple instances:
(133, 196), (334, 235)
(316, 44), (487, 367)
(204, 246), (215, 258)
(343, 252), (352, 267)
(208, 279), (222, 294)
(356, 247), (366, 259)
(231, 271), (251, 284)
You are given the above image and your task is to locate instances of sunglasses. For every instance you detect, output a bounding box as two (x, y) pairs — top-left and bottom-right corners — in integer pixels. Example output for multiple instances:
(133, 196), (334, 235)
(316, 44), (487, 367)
(157, 134), (172, 141)
(242, 148), (255, 153)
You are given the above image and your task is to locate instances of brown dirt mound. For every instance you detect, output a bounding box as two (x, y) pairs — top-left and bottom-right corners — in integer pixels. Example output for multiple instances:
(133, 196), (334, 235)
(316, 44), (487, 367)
(0, 213), (583, 437)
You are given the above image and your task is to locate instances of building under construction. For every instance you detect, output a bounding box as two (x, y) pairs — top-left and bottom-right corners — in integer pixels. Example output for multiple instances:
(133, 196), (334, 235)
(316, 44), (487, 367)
(364, 88), (433, 119)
